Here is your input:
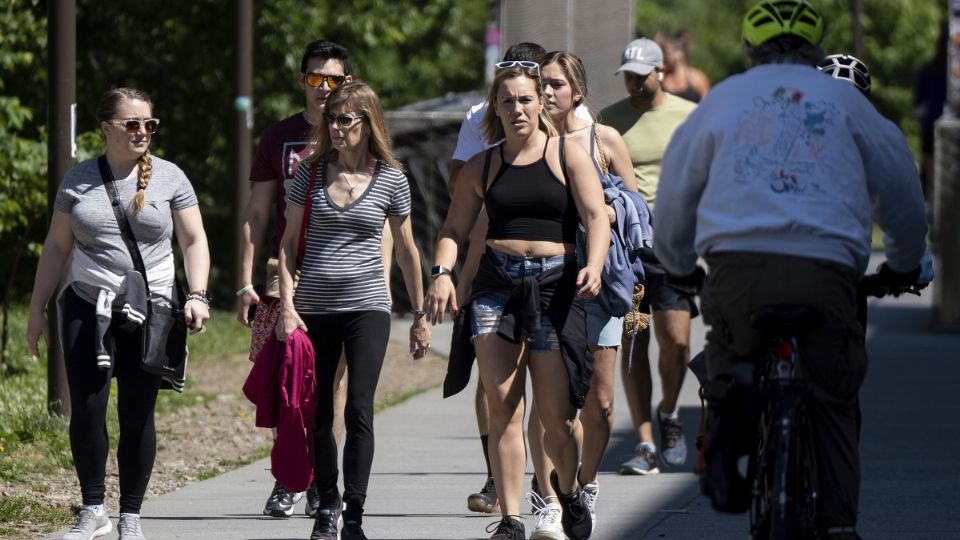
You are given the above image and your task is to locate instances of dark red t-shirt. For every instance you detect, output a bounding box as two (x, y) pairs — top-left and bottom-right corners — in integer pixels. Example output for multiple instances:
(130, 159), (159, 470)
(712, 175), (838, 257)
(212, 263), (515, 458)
(249, 112), (312, 257)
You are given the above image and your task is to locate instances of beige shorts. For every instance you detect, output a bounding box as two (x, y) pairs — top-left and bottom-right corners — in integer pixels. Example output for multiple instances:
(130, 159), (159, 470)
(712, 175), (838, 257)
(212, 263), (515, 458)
(263, 257), (300, 299)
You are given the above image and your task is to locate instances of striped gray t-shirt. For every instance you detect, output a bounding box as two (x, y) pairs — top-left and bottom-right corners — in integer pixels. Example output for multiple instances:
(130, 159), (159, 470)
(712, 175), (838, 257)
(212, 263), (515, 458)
(287, 159), (411, 314)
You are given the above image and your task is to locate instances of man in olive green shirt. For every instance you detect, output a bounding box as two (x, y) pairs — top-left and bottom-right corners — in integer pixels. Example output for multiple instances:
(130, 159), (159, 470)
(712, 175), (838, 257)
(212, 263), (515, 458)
(598, 37), (698, 476)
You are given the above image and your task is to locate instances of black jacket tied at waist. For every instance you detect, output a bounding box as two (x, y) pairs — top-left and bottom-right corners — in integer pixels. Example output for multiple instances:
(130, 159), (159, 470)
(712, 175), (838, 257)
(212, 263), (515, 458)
(443, 247), (593, 409)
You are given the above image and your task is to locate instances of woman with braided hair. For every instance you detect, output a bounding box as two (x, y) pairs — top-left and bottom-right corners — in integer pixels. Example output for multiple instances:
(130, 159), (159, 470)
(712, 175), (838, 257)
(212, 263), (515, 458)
(27, 87), (210, 540)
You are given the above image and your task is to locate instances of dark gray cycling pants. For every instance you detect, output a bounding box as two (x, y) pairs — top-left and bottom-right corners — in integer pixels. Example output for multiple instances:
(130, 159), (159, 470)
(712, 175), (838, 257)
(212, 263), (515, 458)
(701, 251), (865, 532)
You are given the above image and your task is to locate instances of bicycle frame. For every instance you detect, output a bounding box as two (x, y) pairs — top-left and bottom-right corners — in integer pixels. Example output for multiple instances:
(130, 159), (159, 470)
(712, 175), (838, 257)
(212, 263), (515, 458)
(749, 332), (819, 540)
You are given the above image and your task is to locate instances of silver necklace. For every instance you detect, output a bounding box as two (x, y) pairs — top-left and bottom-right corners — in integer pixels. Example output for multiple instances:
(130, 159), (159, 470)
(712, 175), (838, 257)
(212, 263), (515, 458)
(342, 173), (358, 196)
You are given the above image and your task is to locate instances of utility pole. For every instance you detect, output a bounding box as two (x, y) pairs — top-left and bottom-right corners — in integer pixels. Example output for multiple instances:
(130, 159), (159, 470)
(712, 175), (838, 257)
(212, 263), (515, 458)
(851, 0), (864, 59)
(46, 1), (76, 417)
(933, 1), (960, 330)
(234, 0), (254, 299)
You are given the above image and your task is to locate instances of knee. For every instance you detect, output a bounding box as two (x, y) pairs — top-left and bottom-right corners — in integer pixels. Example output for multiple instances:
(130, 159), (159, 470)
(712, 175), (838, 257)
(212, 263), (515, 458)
(541, 416), (578, 441)
(585, 393), (614, 423)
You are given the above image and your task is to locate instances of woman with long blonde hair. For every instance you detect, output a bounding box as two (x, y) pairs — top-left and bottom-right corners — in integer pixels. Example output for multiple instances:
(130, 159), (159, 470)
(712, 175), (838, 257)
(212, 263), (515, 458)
(276, 81), (431, 540)
(425, 62), (608, 540)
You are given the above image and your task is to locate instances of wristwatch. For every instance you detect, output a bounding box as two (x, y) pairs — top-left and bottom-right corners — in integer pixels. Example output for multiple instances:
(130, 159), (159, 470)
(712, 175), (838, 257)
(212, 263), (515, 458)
(430, 265), (452, 279)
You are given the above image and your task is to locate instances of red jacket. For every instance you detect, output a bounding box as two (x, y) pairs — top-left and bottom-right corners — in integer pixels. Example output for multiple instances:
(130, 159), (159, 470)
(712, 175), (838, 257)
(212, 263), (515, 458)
(243, 329), (316, 492)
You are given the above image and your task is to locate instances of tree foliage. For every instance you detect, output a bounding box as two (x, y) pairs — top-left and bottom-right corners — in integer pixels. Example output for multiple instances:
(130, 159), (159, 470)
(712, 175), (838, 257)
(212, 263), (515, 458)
(0, 0), (946, 309)
(0, 0), (486, 306)
(634, 0), (945, 154)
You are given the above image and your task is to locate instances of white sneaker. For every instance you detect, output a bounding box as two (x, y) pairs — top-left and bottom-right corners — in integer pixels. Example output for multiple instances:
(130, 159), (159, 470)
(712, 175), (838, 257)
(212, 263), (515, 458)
(117, 513), (146, 539)
(63, 507), (112, 540)
(527, 491), (564, 540)
(581, 482), (599, 533)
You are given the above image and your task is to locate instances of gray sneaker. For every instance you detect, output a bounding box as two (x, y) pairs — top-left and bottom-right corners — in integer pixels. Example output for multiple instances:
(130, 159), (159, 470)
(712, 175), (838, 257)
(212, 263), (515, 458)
(117, 514), (146, 539)
(63, 507), (112, 540)
(659, 415), (688, 467)
(619, 443), (661, 475)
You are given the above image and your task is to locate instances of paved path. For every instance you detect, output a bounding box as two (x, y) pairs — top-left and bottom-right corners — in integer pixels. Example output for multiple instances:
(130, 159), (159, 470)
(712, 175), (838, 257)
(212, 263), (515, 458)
(51, 256), (960, 539)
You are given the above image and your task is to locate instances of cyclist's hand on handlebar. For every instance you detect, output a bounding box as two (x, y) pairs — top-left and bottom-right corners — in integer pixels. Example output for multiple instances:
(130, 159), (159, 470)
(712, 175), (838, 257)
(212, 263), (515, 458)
(876, 262), (923, 297)
(665, 266), (706, 295)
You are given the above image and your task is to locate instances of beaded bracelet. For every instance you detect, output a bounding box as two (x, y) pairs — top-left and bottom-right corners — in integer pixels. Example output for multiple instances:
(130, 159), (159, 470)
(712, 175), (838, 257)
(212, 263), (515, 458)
(236, 284), (254, 297)
(186, 290), (211, 305)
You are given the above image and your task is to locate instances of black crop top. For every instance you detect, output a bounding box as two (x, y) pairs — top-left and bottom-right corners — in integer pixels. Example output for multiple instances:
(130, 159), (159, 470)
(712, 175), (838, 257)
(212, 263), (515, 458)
(483, 139), (578, 244)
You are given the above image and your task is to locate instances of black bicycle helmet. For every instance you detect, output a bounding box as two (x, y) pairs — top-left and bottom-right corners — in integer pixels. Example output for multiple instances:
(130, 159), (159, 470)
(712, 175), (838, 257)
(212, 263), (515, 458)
(817, 53), (871, 96)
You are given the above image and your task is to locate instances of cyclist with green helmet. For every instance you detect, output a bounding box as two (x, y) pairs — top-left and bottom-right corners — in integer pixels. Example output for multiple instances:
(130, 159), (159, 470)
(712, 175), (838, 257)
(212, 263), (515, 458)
(653, 1), (927, 538)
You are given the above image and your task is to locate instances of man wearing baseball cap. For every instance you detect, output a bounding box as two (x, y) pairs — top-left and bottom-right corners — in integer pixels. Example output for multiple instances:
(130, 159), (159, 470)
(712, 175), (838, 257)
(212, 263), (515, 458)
(598, 37), (698, 477)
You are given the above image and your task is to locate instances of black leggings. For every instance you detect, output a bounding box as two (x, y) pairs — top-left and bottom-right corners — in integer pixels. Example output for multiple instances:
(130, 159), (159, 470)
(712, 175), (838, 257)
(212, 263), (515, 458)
(303, 310), (390, 521)
(61, 286), (162, 514)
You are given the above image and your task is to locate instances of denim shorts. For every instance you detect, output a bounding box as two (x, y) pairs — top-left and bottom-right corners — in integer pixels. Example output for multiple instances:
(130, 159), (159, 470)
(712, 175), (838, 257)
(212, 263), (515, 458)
(583, 299), (624, 348)
(471, 248), (574, 352)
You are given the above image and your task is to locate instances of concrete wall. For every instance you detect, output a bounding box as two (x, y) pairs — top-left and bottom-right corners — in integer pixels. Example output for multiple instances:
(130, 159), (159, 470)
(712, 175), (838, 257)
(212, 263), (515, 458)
(501, 0), (633, 112)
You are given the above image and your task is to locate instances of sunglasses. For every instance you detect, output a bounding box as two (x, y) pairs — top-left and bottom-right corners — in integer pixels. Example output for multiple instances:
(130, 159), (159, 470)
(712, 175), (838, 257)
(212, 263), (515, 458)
(325, 113), (366, 128)
(304, 73), (347, 89)
(495, 60), (540, 77)
(111, 118), (160, 134)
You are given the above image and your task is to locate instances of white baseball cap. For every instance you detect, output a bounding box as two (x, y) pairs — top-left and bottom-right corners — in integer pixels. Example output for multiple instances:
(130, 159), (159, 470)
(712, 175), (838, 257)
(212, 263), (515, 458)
(615, 38), (664, 76)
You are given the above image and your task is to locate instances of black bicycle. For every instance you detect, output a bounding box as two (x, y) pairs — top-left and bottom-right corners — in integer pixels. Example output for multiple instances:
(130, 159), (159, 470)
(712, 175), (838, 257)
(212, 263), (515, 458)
(689, 257), (933, 540)
(748, 267), (931, 540)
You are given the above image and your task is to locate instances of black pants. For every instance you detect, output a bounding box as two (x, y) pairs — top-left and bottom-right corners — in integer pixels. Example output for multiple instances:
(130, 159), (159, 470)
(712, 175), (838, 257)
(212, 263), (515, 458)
(701, 252), (865, 532)
(303, 310), (390, 522)
(61, 286), (162, 514)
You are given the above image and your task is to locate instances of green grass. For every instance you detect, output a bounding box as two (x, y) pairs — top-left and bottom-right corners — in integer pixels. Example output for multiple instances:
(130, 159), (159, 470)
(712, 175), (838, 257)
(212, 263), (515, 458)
(0, 305), (249, 485)
(0, 496), (73, 536)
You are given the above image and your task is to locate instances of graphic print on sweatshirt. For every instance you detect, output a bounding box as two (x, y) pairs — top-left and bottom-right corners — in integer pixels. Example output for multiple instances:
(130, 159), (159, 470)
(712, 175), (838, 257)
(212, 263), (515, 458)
(733, 86), (837, 196)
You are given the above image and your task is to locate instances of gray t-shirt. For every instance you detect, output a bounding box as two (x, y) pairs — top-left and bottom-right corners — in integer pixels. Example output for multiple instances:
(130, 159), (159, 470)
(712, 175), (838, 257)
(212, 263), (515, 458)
(55, 156), (198, 280)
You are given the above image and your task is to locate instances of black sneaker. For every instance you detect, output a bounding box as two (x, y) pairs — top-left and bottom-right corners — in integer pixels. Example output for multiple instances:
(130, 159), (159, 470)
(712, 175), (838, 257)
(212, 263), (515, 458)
(342, 519), (368, 540)
(263, 481), (304, 517)
(305, 483), (320, 517)
(550, 470), (594, 540)
(468, 476), (499, 513)
(310, 505), (342, 540)
(486, 516), (525, 540)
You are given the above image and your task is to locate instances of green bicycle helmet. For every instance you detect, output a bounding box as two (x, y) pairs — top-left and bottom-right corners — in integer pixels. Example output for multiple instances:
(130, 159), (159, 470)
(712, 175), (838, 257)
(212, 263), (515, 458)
(742, 0), (825, 47)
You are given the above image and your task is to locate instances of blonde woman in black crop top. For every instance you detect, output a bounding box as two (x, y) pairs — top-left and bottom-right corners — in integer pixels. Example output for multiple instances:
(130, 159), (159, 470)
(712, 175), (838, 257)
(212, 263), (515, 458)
(425, 63), (608, 540)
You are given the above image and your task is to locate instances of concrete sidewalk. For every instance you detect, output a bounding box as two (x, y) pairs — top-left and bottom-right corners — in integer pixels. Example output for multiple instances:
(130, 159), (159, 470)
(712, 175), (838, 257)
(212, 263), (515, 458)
(51, 264), (960, 539)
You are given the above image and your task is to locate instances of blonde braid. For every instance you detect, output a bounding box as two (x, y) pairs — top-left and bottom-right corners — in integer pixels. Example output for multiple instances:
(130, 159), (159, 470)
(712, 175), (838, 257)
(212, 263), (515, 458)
(133, 149), (152, 214)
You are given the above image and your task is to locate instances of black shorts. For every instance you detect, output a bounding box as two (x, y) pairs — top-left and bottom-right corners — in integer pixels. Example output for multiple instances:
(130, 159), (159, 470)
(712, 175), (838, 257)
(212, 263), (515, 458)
(639, 254), (700, 318)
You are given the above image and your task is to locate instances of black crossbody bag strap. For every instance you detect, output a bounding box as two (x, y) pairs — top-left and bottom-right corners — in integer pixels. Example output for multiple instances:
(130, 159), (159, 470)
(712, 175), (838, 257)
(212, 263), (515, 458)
(98, 155), (152, 295)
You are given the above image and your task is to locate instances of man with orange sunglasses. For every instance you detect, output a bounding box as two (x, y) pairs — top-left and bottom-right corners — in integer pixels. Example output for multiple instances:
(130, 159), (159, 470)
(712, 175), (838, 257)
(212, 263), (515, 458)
(237, 39), (355, 520)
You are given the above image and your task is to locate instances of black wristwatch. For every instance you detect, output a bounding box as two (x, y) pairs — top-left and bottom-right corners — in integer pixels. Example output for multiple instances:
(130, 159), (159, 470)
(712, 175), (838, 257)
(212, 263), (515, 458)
(430, 265), (452, 279)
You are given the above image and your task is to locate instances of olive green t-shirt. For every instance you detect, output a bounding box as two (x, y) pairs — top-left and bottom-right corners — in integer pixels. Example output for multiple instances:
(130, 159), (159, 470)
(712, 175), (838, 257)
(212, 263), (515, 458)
(599, 93), (696, 208)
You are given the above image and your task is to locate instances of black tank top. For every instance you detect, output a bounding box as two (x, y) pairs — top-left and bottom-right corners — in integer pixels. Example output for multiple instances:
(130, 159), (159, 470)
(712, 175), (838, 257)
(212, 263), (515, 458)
(484, 139), (578, 244)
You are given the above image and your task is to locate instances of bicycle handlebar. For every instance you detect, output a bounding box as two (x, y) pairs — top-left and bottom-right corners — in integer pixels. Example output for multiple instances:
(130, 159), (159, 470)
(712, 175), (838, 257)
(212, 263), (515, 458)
(860, 251), (934, 299)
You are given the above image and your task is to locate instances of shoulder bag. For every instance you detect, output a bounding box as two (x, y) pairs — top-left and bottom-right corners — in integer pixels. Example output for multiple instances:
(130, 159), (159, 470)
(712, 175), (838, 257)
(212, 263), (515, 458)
(97, 156), (188, 388)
